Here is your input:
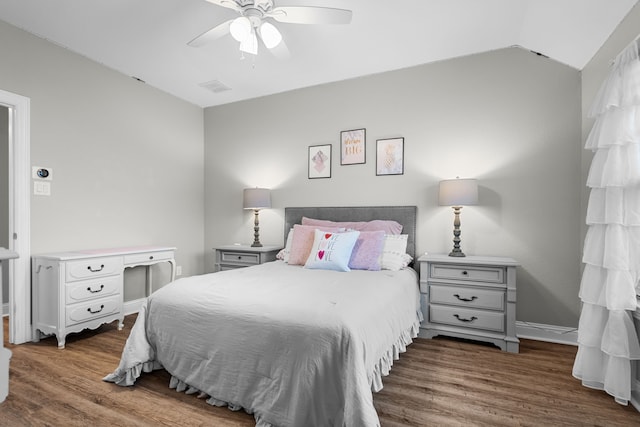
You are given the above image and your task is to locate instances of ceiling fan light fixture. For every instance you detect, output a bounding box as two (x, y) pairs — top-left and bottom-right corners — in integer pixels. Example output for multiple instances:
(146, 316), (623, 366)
(230, 16), (251, 42)
(259, 21), (282, 49)
(239, 29), (258, 55)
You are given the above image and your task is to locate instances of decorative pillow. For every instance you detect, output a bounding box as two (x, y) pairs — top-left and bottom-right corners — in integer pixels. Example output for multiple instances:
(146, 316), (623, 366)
(380, 234), (412, 271)
(288, 224), (345, 265)
(302, 217), (403, 235)
(349, 230), (385, 271)
(276, 228), (294, 261)
(304, 229), (360, 272)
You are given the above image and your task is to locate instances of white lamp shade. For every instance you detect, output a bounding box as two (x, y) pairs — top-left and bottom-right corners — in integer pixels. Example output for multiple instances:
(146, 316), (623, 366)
(259, 22), (282, 49)
(239, 29), (258, 55)
(438, 178), (478, 206)
(230, 16), (252, 42)
(243, 188), (271, 210)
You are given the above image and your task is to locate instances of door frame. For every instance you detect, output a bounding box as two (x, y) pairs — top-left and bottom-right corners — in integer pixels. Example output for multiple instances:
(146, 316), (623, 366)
(1, 89), (31, 344)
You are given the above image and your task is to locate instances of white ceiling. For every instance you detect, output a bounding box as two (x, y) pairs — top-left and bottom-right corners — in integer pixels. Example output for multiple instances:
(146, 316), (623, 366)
(0, 0), (638, 108)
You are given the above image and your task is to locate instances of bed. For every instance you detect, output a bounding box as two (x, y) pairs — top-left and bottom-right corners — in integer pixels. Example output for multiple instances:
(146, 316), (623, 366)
(104, 206), (422, 427)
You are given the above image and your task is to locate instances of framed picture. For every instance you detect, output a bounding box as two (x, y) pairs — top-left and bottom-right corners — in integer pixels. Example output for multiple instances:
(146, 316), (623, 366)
(340, 128), (366, 165)
(376, 137), (404, 176)
(308, 144), (332, 179)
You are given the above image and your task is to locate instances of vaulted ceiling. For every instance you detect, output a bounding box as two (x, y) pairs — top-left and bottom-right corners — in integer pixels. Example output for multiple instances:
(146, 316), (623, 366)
(0, 0), (637, 107)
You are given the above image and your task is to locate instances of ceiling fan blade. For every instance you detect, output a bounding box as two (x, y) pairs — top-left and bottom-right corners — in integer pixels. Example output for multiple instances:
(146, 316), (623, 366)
(267, 6), (352, 25)
(269, 38), (291, 60)
(204, 0), (241, 12)
(188, 19), (233, 47)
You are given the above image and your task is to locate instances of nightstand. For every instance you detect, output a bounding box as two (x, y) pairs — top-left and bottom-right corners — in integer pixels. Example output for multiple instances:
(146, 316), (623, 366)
(214, 245), (282, 271)
(418, 254), (519, 353)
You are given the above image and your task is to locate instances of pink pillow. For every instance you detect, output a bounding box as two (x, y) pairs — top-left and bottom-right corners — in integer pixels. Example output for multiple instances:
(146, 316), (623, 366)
(288, 224), (344, 265)
(349, 230), (385, 271)
(302, 217), (403, 235)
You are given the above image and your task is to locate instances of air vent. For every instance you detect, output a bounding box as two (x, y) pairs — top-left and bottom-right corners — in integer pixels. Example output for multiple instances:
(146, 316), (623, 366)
(199, 80), (232, 94)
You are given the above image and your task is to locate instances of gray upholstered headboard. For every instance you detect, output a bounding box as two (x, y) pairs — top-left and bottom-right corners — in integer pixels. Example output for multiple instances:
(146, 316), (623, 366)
(284, 206), (417, 261)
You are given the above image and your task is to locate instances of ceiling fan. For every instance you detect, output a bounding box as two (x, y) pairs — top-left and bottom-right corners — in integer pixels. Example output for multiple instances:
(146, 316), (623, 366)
(188, 0), (352, 56)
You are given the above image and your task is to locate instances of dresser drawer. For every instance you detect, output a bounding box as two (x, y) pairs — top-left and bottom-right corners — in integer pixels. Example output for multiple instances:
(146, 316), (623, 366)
(430, 263), (504, 284)
(66, 295), (121, 327)
(66, 277), (120, 304)
(65, 257), (123, 282)
(220, 251), (260, 265)
(124, 250), (174, 265)
(430, 284), (505, 311)
(430, 305), (505, 333)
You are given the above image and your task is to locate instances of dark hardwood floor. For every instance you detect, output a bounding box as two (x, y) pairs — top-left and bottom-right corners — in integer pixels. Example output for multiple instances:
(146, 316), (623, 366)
(2, 315), (639, 426)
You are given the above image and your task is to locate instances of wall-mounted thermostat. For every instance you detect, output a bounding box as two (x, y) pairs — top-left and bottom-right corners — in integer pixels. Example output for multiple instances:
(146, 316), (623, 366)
(32, 166), (53, 181)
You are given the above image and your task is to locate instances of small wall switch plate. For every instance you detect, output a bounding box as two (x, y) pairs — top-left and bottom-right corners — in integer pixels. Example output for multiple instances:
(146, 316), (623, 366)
(33, 181), (51, 196)
(32, 166), (53, 181)
(175, 266), (182, 276)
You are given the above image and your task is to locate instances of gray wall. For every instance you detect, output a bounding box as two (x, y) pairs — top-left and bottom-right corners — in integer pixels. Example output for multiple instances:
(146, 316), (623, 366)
(1, 106), (7, 304)
(204, 47), (582, 327)
(0, 20), (205, 300)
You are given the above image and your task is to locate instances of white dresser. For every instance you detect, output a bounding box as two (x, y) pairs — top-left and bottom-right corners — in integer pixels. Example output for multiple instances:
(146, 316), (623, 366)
(418, 254), (519, 353)
(32, 246), (176, 349)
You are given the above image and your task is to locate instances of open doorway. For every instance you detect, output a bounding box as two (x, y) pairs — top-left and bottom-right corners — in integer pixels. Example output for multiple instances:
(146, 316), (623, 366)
(0, 89), (31, 345)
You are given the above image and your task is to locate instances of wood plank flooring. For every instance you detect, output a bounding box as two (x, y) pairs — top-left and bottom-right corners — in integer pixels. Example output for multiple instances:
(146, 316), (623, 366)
(2, 315), (639, 426)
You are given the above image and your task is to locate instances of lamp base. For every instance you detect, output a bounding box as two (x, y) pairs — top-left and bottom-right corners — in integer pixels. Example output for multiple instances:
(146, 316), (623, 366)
(448, 249), (466, 257)
(448, 206), (467, 257)
(251, 209), (263, 248)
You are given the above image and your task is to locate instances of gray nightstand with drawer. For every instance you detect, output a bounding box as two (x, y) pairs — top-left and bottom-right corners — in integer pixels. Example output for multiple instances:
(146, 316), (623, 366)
(418, 254), (520, 353)
(214, 245), (282, 271)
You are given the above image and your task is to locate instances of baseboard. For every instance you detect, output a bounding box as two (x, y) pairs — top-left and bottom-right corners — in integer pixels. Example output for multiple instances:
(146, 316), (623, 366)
(2, 302), (7, 317)
(516, 321), (578, 346)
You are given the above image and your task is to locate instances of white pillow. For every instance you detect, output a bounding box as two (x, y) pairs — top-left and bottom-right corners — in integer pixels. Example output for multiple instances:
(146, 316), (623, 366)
(380, 234), (412, 271)
(276, 228), (294, 262)
(304, 229), (360, 272)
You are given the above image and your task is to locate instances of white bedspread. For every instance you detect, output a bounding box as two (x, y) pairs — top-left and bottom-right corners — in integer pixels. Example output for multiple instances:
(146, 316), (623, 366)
(104, 261), (421, 427)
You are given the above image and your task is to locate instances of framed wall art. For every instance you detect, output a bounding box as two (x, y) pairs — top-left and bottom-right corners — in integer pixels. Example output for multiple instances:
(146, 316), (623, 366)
(376, 137), (404, 176)
(308, 144), (332, 179)
(340, 128), (366, 165)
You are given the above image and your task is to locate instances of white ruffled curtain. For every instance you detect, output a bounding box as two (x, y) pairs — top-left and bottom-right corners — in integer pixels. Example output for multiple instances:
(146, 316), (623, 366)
(572, 37), (640, 405)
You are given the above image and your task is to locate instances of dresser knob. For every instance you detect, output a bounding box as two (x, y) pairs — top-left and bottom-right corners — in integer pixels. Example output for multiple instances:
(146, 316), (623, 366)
(87, 284), (105, 294)
(454, 314), (477, 323)
(87, 264), (105, 273)
(454, 294), (477, 302)
(87, 304), (105, 314)
(149, 256), (154, 260)
(461, 270), (468, 276)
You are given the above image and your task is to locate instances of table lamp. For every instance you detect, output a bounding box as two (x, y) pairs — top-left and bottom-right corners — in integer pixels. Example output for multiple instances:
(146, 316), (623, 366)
(438, 178), (478, 257)
(243, 187), (271, 247)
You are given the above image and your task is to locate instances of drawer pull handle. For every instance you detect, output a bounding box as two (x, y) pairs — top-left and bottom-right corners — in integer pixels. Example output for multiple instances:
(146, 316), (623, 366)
(87, 304), (105, 314)
(87, 264), (105, 273)
(87, 284), (104, 293)
(454, 314), (477, 323)
(461, 270), (469, 276)
(454, 294), (477, 302)
(149, 256), (154, 260)
(238, 256), (242, 260)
